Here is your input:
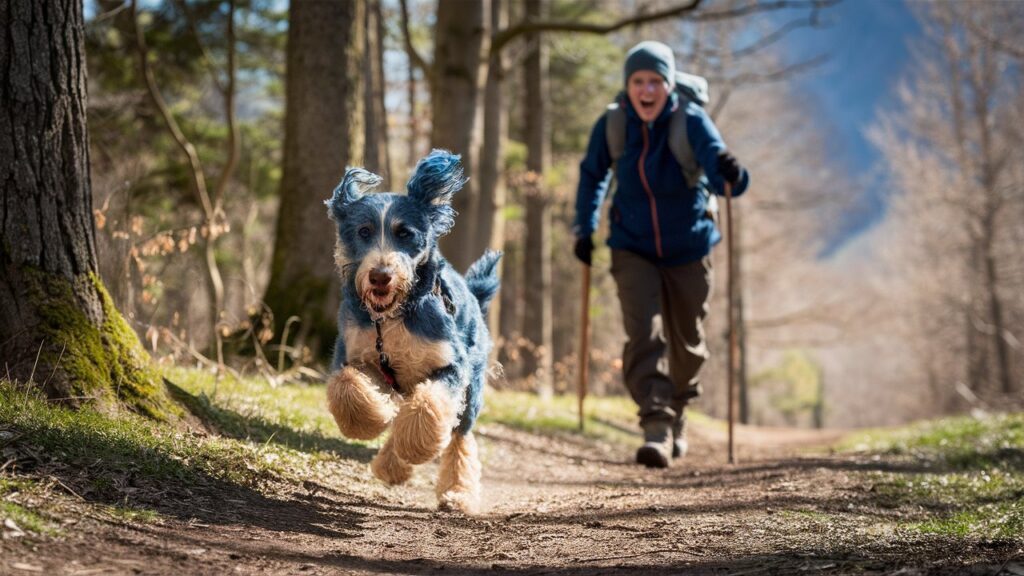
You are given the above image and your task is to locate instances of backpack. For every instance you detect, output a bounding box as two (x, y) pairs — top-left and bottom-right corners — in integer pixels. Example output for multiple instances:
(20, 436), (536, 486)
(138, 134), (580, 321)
(605, 71), (718, 215)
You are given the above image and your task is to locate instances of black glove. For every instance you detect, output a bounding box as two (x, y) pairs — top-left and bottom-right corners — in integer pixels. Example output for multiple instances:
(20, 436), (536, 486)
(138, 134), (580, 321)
(573, 236), (594, 266)
(717, 151), (743, 185)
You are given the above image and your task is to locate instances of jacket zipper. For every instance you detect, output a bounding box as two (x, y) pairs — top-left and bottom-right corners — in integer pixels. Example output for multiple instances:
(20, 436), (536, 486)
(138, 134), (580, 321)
(638, 123), (663, 259)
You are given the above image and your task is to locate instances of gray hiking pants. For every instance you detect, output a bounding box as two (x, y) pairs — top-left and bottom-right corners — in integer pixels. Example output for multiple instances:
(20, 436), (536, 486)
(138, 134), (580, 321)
(610, 249), (712, 427)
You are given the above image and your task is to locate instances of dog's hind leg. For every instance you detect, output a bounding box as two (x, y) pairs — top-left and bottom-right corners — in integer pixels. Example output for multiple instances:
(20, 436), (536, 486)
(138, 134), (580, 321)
(327, 365), (397, 440)
(371, 433), (413, 485)
(390, 380), (459, 465)
(436, 431), (481, 514)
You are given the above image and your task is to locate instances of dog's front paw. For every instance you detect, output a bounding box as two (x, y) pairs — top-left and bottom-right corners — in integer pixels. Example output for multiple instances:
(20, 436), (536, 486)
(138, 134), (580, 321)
(326, 366), (396, 440)
(390, 381), (458, 465)
(436, 432), (481, 514)
(371, 437), (413, 485)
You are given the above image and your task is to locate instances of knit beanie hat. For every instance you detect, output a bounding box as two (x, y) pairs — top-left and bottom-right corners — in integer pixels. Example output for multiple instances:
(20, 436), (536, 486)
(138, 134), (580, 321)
(624, 41), (676, 86)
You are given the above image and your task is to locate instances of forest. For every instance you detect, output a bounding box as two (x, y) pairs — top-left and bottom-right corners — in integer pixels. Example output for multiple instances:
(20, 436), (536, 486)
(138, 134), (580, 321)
(1, 0), (1023, 574)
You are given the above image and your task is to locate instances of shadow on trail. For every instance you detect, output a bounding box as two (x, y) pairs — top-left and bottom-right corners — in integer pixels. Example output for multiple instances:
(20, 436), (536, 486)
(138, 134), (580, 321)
(150, 524), (1021, 576)
(3, 382), (383, 540)
(477, 429), (626, 467)
(165, 378), (374, 461)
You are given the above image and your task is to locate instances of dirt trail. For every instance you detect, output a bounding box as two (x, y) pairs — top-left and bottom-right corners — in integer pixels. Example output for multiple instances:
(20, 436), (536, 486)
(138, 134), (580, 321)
(2, 421), (1019, 575)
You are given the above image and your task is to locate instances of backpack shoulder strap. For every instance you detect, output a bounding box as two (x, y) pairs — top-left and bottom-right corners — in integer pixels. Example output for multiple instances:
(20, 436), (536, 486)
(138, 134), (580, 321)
(668, 97), (703, 190)
(605, 101), (626, 164)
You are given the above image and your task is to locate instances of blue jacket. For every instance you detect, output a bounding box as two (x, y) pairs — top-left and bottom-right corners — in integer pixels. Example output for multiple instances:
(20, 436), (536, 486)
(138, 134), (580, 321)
(574, 92), (750, 267)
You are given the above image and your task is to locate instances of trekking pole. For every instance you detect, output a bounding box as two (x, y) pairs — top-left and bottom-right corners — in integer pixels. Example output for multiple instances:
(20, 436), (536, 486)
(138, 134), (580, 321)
(577, 263), (591, 432)
(725, 181), (738, 465)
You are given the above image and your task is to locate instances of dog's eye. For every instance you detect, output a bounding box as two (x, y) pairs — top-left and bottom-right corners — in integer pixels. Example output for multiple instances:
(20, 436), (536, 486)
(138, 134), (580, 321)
(395, 227), (413, 240)
(358, 226), (372, 239)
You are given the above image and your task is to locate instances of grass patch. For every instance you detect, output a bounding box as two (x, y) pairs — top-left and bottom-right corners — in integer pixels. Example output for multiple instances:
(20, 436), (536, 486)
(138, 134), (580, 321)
(0, 477), (60, 536)
(842, 413), (1024, 541)
(479, 389), (721, 445)
(842, 413), (1024, 470)
(163, 367), (369, 457)
(0, 501), (57, 535)
(0, 374), (371, 517)
(779, 508), (832, 523)
(479, 390), (639, 445)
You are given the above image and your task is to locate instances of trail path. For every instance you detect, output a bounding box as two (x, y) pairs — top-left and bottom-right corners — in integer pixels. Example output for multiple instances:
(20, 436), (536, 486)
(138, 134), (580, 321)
(2, 422), (1018, 575)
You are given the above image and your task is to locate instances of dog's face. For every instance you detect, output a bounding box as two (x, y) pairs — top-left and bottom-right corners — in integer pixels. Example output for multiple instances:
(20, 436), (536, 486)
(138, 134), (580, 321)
(327, 151), (464, 319)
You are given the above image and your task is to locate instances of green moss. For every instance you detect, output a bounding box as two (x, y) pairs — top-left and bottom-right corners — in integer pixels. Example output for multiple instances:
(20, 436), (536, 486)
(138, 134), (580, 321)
(24, 267), (173, 420)
(0, 501), (58, 536)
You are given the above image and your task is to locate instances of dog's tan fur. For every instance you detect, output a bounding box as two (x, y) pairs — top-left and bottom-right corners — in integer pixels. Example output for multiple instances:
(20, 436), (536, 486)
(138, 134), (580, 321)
(390, 380), (459, 465)
(436, 431), (481, 514)
(370, 434), (413, 485)
(344, 321), (454, 388)
(326, 366), (396, 440)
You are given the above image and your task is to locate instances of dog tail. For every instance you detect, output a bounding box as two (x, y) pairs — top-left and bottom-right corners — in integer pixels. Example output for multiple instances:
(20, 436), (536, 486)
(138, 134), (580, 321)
(464, 250), (502, 315)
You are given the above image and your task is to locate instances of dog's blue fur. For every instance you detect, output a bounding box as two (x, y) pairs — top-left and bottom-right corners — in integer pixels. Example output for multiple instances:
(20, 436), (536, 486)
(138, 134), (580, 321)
(326, 150), (500, 435)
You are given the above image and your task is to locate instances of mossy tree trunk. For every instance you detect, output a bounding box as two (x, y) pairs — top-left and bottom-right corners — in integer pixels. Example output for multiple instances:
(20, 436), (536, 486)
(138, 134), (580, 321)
(0, 0), (167, 418)
(263, 0), (364, 361)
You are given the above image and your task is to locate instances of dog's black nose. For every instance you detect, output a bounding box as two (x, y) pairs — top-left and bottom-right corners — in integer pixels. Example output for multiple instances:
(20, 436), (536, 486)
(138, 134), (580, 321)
(369, 268), (392, 289)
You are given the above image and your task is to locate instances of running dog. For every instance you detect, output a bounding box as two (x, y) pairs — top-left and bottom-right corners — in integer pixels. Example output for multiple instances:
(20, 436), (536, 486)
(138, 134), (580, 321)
(325, 150), (500, 514)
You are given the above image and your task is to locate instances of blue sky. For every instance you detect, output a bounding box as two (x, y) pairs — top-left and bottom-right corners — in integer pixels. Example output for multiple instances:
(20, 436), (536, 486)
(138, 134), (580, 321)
(774, 0), (922, 252)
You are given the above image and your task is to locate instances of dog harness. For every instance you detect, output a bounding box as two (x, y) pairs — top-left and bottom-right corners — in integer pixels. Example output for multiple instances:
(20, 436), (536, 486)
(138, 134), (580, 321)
(373, 276), (456, 395)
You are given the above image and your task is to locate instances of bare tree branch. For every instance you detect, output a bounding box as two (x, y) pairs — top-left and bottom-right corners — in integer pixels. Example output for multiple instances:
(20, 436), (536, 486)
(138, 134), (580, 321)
(710, 53), (829, 88)
(729, 11), (830, 59)
(688, 0), (839, 23)
(132, 0), (213, 217)
(956, 5), (1024, 59)
(211, 0), (239, 208)
(491, 0), (840, 57)
(172, 0), (227, 95)
(132, 0), (227, 365)
(492, 0), (701, 55)
(398, 0), (431, 83)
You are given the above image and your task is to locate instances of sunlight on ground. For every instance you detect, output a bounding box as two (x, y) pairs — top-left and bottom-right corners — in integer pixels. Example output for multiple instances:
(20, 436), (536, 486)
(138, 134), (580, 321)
(839, 414), (1024, 540)
(2, 371), (1021, 544)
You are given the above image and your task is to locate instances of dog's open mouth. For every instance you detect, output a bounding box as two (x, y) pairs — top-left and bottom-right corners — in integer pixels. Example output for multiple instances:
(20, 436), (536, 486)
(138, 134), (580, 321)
(363, 288), (401, 315)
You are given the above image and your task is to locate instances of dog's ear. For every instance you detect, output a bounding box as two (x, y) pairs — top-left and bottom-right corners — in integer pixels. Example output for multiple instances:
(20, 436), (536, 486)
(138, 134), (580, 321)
(406, 149), (465, 235)
(326, 168), (382, 221)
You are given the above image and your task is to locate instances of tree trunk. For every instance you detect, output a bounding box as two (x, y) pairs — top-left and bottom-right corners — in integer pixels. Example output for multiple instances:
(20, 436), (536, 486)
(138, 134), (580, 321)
(733, 200), (750, 424)
(478, 0), (508, 351)
(0, 0), (167, 418)
(364, 0), (392, 189)
(263, 0), (364, 361)
(431, 0), (484, 272)
(521, 0), (553, 396)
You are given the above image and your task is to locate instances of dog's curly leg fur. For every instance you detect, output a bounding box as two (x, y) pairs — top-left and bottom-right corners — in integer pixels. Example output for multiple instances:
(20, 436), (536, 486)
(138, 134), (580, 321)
(371, 434), (413, 485)
(326, 366), (396, 440)
(436, 431), (481, 514)
(390, 380), (458, 465)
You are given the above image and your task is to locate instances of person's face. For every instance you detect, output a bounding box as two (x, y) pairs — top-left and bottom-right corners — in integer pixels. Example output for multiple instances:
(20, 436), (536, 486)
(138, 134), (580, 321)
(627, 70), (671, 123)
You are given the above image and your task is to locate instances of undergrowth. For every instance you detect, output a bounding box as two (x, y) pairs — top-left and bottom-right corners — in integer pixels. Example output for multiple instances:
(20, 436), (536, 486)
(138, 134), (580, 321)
(844, 413), (1024, 541)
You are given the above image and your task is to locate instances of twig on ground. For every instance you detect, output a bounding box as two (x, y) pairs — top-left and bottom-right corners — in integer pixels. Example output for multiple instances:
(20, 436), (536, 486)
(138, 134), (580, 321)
(573, 547), (704, 563)
(49, 476), (85, 501)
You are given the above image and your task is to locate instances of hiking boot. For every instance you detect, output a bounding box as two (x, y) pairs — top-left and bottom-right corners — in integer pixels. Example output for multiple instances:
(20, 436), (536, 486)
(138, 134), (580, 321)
(636, 421), (672, 468)
(672, 414), (688, 459)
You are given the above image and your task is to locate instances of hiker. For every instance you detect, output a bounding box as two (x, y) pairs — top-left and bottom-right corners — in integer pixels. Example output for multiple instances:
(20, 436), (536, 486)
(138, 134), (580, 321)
(573, 40), (750, 468)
